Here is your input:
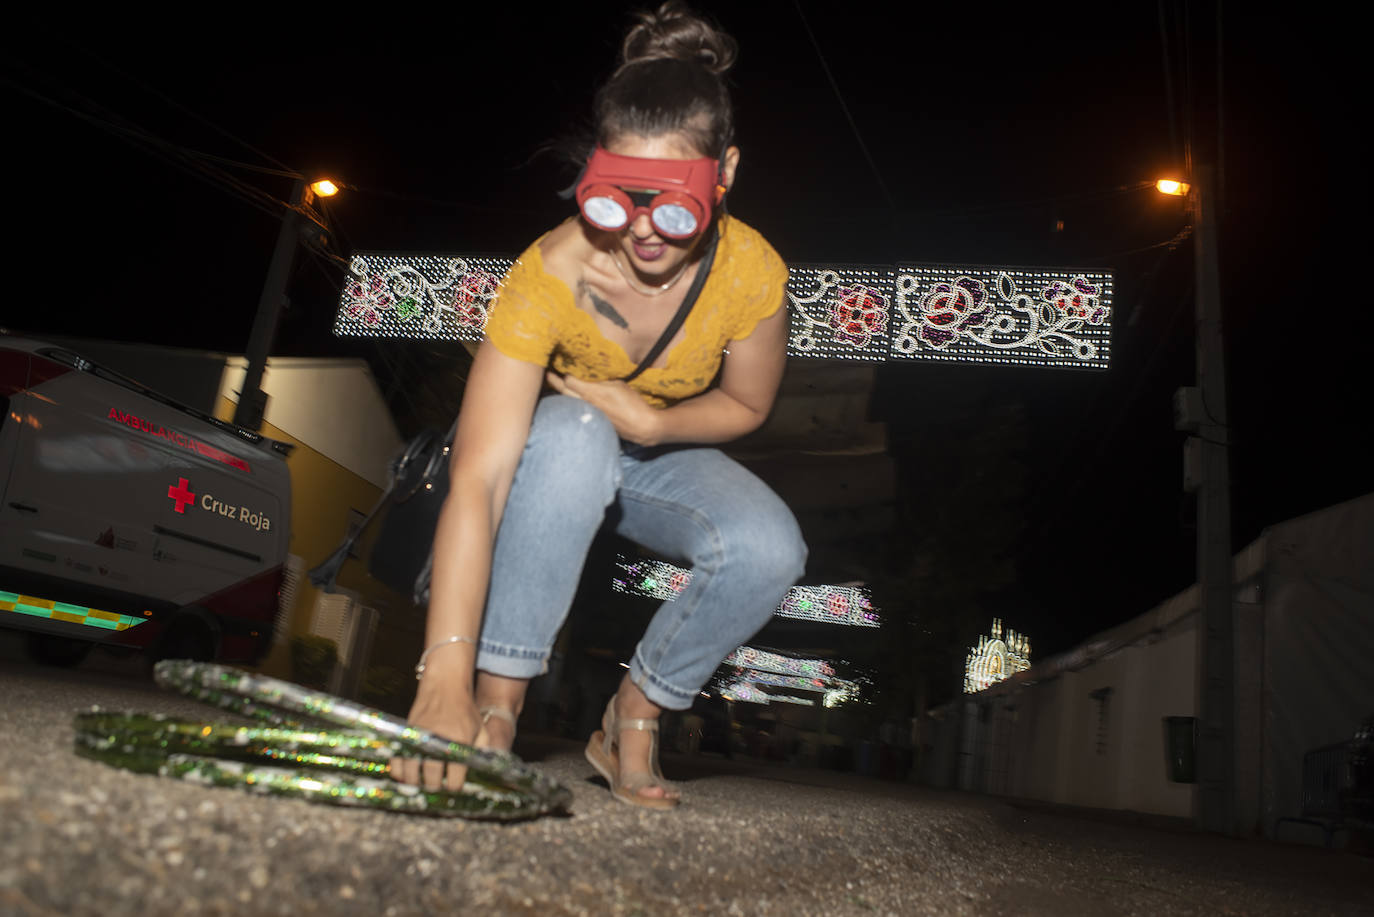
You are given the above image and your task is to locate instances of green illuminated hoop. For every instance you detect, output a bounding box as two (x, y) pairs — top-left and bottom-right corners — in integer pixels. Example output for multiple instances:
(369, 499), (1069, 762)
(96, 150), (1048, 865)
(73, 660), (572, 820)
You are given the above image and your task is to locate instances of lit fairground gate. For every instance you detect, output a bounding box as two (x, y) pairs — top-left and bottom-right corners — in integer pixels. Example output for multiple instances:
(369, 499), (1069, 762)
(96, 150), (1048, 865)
(329, 253), (1113, 716)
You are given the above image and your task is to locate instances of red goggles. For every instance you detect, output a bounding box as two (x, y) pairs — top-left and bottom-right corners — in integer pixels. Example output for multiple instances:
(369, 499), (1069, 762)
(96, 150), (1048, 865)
(575, 147), (721, 239)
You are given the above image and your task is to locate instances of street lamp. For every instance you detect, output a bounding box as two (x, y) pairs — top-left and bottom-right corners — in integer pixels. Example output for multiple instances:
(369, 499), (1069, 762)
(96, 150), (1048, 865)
(1158, 167), (1234, 836)
(232, 176), (340, 431)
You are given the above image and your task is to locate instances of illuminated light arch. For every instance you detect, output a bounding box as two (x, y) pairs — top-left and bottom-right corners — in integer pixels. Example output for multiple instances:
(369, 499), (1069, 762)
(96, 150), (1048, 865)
(964, 618), (1031, 694)
(334, 254), (1113, 371)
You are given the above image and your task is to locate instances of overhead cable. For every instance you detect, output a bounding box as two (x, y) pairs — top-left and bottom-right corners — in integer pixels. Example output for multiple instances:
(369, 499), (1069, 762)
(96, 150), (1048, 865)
(793, 0), (897, 211)
(38, 24), (296, 174)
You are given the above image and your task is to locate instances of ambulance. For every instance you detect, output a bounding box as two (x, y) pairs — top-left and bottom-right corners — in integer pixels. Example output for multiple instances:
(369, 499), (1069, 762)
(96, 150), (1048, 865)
(0, 333), (293, 665)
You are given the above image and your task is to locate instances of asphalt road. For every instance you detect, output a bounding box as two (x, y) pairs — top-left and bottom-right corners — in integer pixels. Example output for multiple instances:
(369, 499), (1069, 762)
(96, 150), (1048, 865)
(1, 639), (1369, 917)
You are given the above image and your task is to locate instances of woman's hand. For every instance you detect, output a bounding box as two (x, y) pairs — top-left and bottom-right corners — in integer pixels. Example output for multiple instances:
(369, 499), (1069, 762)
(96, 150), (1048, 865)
(391, 658), (485, 792)
(545, 371), (664, 446)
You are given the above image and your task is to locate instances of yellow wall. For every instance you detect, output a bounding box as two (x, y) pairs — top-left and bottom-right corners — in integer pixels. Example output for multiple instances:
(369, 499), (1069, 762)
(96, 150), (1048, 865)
(214, 395), (425, 685)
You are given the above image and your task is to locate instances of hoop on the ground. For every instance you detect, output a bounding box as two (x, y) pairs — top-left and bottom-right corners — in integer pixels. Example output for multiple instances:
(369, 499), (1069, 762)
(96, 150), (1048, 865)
(72, 660), (572, 820)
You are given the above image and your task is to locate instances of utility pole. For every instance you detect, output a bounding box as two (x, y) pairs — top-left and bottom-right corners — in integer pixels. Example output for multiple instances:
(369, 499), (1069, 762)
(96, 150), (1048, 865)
(233, 179), (307, 431)
(1189, 164), (1235, 835)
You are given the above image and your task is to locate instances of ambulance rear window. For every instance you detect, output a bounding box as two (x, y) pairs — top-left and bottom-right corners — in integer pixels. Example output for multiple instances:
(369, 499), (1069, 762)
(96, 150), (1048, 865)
(35, 346), (291, 457)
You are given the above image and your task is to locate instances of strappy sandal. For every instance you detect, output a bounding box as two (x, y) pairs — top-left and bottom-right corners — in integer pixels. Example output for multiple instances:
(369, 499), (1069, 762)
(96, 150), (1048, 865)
(584, 697), (679, 810)
(478, 706), (518, 755)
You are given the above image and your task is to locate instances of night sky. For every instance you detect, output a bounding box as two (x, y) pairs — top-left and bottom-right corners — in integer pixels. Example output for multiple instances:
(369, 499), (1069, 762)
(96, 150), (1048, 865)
(5, 4), (1365, 658)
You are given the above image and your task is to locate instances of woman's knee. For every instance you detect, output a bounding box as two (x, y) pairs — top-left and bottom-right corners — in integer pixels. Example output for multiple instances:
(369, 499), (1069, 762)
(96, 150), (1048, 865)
(719, 501), (808, 589)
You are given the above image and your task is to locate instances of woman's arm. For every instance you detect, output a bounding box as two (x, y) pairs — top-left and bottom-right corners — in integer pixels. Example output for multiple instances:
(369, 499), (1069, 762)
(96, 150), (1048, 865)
(426, 341), (545, 647)
(546, 300), (788, 446)
(396, 341), (544, 788)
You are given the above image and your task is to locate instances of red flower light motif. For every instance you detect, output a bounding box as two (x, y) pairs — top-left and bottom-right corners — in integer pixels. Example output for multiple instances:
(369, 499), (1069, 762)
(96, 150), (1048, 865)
(343, 275), (395, 328)
(345, 275), (394, 309)
(1043, 277), (1107, 324)
(917, 277), (992, 349)
(450, 271), (500, 328)
(828, 284), (889, 348)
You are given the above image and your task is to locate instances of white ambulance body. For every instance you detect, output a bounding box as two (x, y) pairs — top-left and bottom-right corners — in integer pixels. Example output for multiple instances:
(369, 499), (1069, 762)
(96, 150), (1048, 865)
(0, 334), (292, 663)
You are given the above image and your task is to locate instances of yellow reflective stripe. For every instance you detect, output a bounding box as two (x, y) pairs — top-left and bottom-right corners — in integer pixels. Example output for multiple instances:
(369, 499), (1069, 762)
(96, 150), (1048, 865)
(2, 591), (146, 630)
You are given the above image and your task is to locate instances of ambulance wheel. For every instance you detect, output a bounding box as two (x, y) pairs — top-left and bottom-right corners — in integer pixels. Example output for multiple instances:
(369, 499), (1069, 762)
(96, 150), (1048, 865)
(152, 619), (217, 663)
(27, 634), (95, 667)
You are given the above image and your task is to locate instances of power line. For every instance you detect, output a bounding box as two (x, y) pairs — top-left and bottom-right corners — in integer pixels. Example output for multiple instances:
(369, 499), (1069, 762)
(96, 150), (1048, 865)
(38, 23), (296, 175)
(344, 183), (558, 218)
(793, 0), (897, 211)
(1182, 0), (1195, 178)
(5, 76), (291, 222)
(1215, 0), (1226, 213)
(908, 182), (1155, 222)
(1157, 0), (1181, 167)
(1080, 224), (1193, 264)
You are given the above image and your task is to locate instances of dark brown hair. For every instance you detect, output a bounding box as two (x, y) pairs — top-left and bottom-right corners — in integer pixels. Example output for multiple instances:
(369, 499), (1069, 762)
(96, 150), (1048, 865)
(594, 2), (738, 157)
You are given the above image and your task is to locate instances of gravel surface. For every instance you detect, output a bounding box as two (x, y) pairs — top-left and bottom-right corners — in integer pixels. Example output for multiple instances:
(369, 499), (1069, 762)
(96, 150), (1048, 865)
(1, 648), (1370, 916)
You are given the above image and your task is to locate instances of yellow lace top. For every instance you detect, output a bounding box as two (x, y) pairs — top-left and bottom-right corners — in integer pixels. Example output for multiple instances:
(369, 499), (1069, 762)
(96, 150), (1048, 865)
(484, 215), (788, 408)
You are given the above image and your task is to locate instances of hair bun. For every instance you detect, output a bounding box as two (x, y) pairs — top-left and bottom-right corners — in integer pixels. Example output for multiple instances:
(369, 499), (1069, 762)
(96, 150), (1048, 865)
(621, 2), (737, 76)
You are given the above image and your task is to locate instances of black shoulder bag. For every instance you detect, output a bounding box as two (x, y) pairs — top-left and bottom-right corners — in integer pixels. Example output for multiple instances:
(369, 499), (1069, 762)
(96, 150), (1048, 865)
(309, 232), (720, 605)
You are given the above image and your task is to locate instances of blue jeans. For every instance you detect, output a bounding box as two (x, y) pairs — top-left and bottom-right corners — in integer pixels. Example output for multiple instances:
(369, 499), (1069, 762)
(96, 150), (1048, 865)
(475, 395), (807, 710)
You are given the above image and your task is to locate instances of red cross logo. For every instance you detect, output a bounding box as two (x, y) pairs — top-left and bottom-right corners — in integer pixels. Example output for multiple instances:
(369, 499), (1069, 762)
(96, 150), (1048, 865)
(167, 477), (196, 514)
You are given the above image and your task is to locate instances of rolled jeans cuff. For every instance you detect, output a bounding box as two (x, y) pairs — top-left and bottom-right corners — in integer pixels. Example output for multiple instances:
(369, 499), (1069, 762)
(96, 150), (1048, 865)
(476, 639), (549, 679)
(629, 650), (698, 711)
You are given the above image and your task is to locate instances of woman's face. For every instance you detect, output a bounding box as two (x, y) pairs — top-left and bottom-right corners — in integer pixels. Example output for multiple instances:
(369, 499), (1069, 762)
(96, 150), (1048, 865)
(602, 131), (739, 279)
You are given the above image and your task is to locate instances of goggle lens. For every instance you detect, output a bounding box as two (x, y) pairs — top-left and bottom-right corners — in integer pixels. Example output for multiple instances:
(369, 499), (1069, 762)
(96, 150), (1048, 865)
(582, 195), (628, 230)
(652, 203), (698, 237)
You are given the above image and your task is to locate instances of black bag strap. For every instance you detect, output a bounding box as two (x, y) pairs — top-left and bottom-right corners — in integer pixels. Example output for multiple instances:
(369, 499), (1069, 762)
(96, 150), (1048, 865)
(622, 230), (719, 383)
(306, 417), (458, 593)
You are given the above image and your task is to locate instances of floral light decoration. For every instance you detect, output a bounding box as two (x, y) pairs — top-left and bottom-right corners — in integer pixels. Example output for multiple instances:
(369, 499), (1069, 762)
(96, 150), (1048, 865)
(892, 269), (1111, 363)
(784, 267), (894, 360)
(827, 283), (890, 348)
(909, 276), (994, 350)
(448, 270), (502, 328)
(337, 254), (510, 339)
(334, 253), (1113, 369)
(343, 274), (393, 327)
(1042, 277), (1108, 324)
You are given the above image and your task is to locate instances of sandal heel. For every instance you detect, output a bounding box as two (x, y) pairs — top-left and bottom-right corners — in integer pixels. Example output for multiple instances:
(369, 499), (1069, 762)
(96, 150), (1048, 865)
(585, 696), (679, 810)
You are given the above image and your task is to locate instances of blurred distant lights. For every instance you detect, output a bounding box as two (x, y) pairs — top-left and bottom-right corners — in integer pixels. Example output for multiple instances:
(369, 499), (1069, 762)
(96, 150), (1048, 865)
(612, 555), (880, 627)
(964, 618), (1032, 694)
(714, 646), (862, 708)
(1155, 179), (1191, 196)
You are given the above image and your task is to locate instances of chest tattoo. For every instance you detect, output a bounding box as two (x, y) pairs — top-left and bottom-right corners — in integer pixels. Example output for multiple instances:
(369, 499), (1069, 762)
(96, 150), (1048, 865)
(586, 287), (630, 331)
